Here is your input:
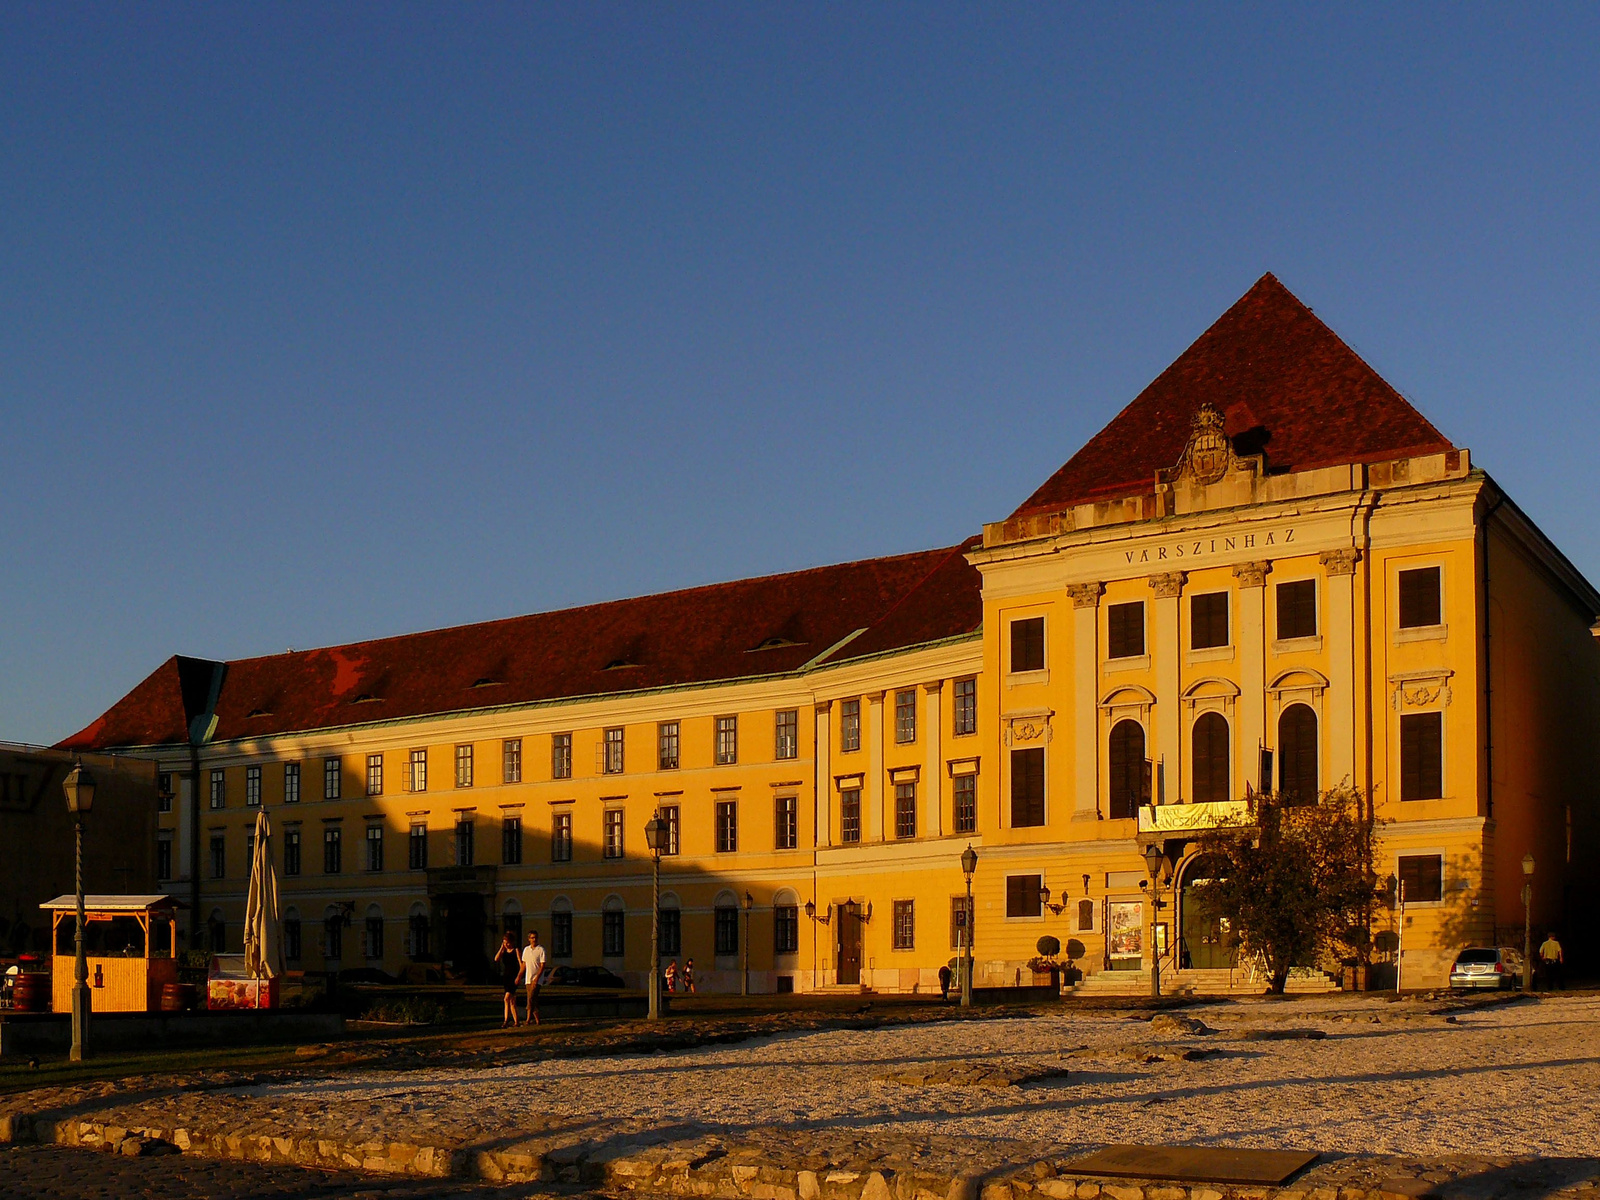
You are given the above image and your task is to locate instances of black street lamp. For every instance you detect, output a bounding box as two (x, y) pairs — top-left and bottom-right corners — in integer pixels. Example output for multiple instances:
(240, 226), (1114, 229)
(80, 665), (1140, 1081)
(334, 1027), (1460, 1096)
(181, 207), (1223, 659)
(62, 763), (96, 1062)
(1142, 842), (1165, 1000)
(741, 891), (754, 996)
(1521, 853), (1535, 992)
(960, 843), (978, 1007)
(644, 814), (669, 1020)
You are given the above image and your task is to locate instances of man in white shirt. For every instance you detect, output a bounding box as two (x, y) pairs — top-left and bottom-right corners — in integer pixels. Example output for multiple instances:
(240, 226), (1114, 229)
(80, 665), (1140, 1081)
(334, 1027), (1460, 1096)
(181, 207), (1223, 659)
(518, 930), (547, 1026)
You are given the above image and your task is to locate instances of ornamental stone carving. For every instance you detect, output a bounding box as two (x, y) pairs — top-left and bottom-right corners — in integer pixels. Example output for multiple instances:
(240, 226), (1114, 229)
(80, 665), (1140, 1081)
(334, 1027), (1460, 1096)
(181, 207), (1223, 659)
(1067, 582), (1106, 609)
(1148, 571), (1187, 599)
(1390, 669), (1454, 710)
(1003, 710), (1053, 746)
(1174, 403), (1235, 485)
(1320, 548), (1361, 577)
(1233, 560), (1271, 588)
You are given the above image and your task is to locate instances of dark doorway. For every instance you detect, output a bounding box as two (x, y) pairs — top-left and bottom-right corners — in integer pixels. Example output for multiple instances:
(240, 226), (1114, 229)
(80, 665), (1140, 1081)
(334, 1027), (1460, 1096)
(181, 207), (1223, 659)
(1179, 855), (1232, 970)
(437, 892), (488, 981)
(836, 901), (861, 985)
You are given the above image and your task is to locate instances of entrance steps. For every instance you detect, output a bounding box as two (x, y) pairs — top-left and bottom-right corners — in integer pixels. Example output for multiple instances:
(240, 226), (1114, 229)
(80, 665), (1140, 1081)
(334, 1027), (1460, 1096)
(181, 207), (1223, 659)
(1072, 965), (1339, 996)
(811, 982), (874, 996)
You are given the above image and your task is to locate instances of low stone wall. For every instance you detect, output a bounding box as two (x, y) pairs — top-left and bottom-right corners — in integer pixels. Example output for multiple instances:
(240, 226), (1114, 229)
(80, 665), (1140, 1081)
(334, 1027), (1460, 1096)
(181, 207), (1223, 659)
(0, 1010), (345, 1056)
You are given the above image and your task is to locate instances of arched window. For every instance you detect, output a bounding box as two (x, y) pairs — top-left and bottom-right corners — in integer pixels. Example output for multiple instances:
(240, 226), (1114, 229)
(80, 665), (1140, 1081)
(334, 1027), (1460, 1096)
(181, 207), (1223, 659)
(407, 902), (431, 960)
(282, 907), (302, 962)
(1278, 703), (1319, 801)
(1108, 720), (1148, 819)
(502, 899), (522, 944)
(364, 904), (385, 960)
(602, 895), (625, 958)
(1191, 712), (1230, 804)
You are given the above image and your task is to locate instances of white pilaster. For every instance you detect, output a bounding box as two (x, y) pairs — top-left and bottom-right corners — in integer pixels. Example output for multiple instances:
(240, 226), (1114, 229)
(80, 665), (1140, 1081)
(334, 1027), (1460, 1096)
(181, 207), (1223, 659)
(1321, 549), (1360, 786)
(1234, 562), (1269, 790)
(814, 702), (832, 848)
(1150, 572), (1186, 802)
(1068, 583), (1104, 819)
(867, 691), (885, 841)
(923, 681), (943, 837)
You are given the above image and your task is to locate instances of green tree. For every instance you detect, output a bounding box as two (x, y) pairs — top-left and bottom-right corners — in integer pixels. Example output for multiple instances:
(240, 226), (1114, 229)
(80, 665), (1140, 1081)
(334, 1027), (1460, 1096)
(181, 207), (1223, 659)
(1194, 784), (1382, 993)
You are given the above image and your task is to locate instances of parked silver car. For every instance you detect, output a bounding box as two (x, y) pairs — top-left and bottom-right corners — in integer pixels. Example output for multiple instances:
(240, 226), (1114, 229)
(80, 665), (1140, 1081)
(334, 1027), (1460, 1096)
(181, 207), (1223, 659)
(1448, 947), (1523, 989)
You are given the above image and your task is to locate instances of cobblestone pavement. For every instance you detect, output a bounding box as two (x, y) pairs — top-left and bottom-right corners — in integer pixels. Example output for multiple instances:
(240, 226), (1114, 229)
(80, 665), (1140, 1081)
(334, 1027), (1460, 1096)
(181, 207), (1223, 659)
(0, 1143), (578, 1199)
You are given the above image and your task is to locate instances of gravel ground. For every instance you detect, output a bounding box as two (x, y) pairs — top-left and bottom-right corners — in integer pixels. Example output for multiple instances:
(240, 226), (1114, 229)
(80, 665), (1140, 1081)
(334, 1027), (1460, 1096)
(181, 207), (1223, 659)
(228, 993), (1600, 1159)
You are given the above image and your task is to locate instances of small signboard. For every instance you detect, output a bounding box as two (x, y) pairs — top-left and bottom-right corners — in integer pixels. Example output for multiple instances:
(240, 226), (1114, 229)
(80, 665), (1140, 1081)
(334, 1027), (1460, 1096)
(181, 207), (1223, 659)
(1061, 1145), (1317, 1186)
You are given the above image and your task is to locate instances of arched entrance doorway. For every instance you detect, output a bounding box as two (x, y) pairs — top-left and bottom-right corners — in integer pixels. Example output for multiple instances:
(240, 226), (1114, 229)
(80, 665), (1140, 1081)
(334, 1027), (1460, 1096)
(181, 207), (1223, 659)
(1178, 853), (1232, 970)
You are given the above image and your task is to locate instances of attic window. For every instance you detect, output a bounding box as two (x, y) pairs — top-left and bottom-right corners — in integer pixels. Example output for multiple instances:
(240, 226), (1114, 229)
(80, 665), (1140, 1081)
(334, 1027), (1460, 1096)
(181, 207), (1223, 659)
(604, 659), (640, 671)
(748, 636), (804, 652)
(351, 693), (383, 704)
(245, 708), (272, 718)
(470, 677), (504, 689)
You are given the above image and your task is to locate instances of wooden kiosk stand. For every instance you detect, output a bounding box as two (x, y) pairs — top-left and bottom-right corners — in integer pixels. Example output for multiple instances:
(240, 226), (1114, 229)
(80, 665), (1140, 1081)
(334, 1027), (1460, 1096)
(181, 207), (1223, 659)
(40, 895), (182, 1015)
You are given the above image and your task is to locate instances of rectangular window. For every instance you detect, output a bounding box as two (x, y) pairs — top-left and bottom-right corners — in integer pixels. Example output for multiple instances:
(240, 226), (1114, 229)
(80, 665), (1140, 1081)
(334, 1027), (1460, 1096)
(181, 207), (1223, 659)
(892, 899), (915, 950)
(774, 904), (799, 954)
(954, 773), (977, 834)
(775, 709), (799, 760)
(1006, 873), (1043, 918)
(502, 816), (522, 864)
(455, 744), (474, 788)
(158, 773), (173, 813)
(408, 823), (427, 869)
(950, 896), (971, 949)
(245, 765), (261, 807)
(365, 915), (384, 960)
(407, 749), (427, 793)
(156, 835), (173, 881)
(1010, 747), (1045, 827)
(660, 907), (682, 955)
(840, 789), (861, 844)
(1190, 592), (1230, 649)
(552, 910), (573, 958)
(714, 905), (739, 956)
(283, 917), (302, 962)
(284, 762), (300, 804)
(284, 828), (301, 876)
(1398, 854), (1444, 904)
(775, 794), (798, 850)
(1400, 712), (1444, 801)
(603, 808), (624, 859)
(953, 678), (977, 736)
(365, 824), (383, 872)
(840, 699), (861, 753)
(1107, 601), (1146, 659)
(715, 716), (738, 765)
(551, 733), (573, 780)
(716, 800), (738, 853)
(324, 757), (342, 800)
(1276, 579), (1318, 640)
(895, 689), (917, 744)
(246, 830), (256, 864)
(324, 915), (342, 961)
(602, 909), (624, 957)
(502, 738), (522, 784)
(455, 817), (475, 866)
(603, 727), (625, 775)
(210, 832), (225, 878)
(209, 769), (225, 809)
(1077, 898), (1095, 932)
(658, 721), (680, 771)
(323, 826), (342, 874)
(1010, 616), (1045, 672)
(1399, 567), (1442, 628)
(552, 812), (573, 862)
(659, 804), (680, 855)
(366, 754), (384, 797)
(894, 782), (917, 839)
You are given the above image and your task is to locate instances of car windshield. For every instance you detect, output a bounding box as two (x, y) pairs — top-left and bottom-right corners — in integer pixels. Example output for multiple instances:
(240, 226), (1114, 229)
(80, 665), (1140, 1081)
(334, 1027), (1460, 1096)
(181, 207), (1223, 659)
(1456, 949), (1499, 964)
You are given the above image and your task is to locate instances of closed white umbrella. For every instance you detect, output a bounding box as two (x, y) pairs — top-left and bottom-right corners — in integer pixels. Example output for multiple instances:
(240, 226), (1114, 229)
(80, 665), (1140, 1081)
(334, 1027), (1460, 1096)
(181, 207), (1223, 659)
(243, 809), (282, 1004)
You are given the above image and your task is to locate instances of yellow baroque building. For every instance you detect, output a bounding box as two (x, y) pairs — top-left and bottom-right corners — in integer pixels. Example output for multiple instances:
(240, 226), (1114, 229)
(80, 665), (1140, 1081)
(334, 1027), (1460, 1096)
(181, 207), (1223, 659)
(64, 275), (1600, 991)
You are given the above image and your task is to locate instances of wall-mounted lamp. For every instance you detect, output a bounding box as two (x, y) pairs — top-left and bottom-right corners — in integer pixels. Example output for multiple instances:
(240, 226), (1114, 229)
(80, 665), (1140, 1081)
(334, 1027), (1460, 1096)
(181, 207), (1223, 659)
(1081, 874), (1091, 896)
(1038, 885), (1068, 917)
(804, 900), (831, 925)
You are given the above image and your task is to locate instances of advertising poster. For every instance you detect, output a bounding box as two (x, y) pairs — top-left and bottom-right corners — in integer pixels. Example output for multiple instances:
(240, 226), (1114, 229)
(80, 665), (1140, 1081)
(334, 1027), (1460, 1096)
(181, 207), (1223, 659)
(1108, 901), (1144, 959)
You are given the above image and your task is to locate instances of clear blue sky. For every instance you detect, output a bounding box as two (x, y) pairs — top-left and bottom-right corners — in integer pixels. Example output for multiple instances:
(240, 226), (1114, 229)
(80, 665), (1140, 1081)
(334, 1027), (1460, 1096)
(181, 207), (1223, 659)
(5, 6), (1599, 745)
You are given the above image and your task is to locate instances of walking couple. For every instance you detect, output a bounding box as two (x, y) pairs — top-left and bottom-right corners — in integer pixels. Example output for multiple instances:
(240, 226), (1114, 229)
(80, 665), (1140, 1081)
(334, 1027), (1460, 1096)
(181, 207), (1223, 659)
(495, 930), (547, 1027)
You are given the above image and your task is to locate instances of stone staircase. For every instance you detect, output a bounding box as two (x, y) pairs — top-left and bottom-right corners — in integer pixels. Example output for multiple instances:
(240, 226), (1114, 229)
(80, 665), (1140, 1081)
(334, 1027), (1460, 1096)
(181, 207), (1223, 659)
(810, 982), (874, 996)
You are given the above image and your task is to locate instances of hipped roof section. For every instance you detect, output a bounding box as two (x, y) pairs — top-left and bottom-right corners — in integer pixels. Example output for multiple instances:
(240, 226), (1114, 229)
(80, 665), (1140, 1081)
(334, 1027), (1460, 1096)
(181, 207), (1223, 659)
(60, 541), (983, 751)
(1011, 273), (1454, 519)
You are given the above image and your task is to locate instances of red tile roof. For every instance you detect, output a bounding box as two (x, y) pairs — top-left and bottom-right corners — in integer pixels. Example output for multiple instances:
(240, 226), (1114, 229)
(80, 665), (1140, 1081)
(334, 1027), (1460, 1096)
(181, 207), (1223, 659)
(1010, 274), (1454, 519)
(60, 543), (984, 750)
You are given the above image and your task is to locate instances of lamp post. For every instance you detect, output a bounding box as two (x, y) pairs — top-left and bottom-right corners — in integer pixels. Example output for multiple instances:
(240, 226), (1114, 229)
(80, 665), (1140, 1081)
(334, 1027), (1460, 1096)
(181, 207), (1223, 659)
(741, 891), (753, 997)
(1521, 853), (1535, 992)
(62, 763), (97, 1062)
(644, 814), (668, 1020)
(960, 843), (977, 1007)
(1142, 843), (1165, 999)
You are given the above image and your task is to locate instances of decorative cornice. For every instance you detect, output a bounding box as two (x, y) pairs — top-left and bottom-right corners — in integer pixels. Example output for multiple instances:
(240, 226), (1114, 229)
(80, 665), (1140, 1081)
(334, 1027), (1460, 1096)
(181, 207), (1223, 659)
(1067, 582), (1106, 609)
(1148, 572), (1187, 599)
(1232, 560), (1271, 589)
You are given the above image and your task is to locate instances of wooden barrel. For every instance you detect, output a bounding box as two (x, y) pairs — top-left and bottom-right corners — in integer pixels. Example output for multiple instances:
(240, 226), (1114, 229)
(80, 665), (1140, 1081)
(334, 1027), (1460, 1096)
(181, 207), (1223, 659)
(11, 972), (49, 1012)
(159, 982), (196, 1013)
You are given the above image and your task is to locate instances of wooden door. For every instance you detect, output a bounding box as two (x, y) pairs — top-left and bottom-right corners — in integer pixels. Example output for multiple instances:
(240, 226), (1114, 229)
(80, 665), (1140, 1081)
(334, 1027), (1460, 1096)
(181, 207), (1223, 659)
(836, 902), (861, 985)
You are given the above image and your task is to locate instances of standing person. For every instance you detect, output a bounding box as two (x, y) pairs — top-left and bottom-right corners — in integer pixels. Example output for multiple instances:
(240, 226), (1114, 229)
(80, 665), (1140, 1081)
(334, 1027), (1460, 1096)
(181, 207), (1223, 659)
(518, 930), (547, 1027)
(1539, 932), (1565, 991)
(682, 957), (696, 994)
(493, 930), (521, 1028)
(664, 958), (678, 994)
(938, 963), (952, 1000)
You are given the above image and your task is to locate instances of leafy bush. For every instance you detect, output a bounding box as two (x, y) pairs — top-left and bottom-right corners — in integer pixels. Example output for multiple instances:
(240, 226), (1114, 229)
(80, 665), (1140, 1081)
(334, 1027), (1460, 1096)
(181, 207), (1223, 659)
(361, 996), (448, 1025)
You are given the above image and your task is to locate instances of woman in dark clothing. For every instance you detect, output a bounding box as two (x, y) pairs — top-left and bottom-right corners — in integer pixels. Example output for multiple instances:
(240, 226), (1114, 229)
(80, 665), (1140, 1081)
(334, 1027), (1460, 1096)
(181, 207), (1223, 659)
(494, 931), (521, 1027)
